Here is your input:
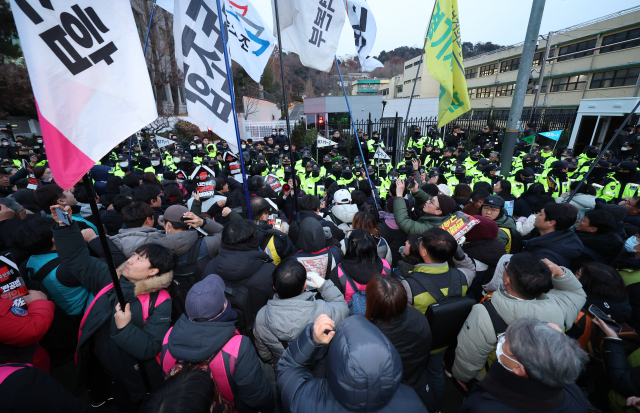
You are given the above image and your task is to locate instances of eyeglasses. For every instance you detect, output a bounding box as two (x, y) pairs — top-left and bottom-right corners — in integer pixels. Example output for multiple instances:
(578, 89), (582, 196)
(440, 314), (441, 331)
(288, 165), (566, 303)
(428, 198), (441, 211)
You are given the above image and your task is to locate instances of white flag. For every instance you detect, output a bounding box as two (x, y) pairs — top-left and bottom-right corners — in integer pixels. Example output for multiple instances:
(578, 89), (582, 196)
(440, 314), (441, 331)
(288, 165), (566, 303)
(344, 0), (383, 72)
(224, 0), (276, 83)
(155, 137), (175, 148)
(317, 136), (334, 147)
(173, 0), (237, 152)
(10, 0), (157, 190)
(271, 0), (345, 72)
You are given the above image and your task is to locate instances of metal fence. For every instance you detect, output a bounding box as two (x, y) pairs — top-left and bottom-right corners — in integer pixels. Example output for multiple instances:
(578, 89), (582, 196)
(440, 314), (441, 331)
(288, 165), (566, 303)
(323, 112), (577, 165)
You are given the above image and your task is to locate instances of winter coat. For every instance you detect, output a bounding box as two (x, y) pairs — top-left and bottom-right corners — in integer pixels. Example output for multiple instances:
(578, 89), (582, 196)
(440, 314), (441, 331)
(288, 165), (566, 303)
(379, 216), (408, 268)
(254, 279), (349, 365)
(0, 298), (54, 349)
(372, 307), (434, 410)
(493, 215), (517, 249)
(393, 190), (449, 235)
(516, 214), (536, 236)
(555, 193), (596, 220)
(603, 337), (640, 398)
(277, 316), (428, 413)
(329, 257), (385, 297)
(289, 210), (345, 246)
(462, 239), (506, 294)
(294, 217), (341, 278)
(522, 229), (584, 267)
(570, 230), (624, 271)
(110, 218), (223, 258)
(458, 362), (588, 413)
(453, 265), (586, 383)
(0, 364), (90, 413)
(165, 314), (274, 411)
(513, 195), (537, 218)
(52, 222), (172, 403)
(204, 248), (275, 318)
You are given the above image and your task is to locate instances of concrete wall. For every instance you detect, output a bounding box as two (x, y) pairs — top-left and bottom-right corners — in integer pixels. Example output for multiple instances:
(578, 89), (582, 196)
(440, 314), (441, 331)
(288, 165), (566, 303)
(240, 96), (281, 122)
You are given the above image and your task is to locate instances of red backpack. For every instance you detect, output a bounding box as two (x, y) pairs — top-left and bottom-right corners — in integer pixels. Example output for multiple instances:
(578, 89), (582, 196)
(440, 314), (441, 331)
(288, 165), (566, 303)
(160, 328), (243, 413)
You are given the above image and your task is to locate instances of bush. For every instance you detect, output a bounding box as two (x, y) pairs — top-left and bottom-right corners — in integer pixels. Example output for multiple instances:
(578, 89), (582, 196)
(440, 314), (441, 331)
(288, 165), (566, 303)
(291, 120), (316, 149)
(174, 120), (202, 142)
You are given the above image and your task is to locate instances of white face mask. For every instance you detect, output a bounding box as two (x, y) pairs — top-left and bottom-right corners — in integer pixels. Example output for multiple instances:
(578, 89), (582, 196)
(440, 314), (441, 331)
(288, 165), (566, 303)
(280, 132), (284, 135)
(284, 146), (289, 151)
(37, 139), (43, 144)
(173, 157), (181, 163)
(622, 147), (629, 151)
(2, 142), (8, 146)
(496, 334), (523, 373)
(190, 145), (196, 150)
(151, 160), (160, 166)
(241, 145), (246, 149)
(119, 162), (128, 168)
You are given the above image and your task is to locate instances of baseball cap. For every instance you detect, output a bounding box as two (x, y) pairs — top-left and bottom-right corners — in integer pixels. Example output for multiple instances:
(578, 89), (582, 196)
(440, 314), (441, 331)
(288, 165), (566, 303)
(185, 274), (227, 320)
(437, 184), (451, 196)
(334, 189), (351, 204)
(163, 205), (189, 223)
(483, 195), (505, 209)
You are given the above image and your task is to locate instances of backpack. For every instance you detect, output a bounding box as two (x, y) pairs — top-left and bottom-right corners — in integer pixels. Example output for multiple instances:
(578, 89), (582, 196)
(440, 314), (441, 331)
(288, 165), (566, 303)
(0, 363), (31, 385)
(160, 328), (242, 413)
(223, 280), (255, 340)
(169, 238), (209, 324)
(409, 268), (475, 350)
(337, 259), (391, 304)
(499, 224), (523, 254)
(480, 298), (508, 373)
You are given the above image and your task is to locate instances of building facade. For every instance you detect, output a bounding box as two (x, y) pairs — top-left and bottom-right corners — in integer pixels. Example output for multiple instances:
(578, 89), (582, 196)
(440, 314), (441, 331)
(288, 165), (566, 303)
(351, 79), (390, 95)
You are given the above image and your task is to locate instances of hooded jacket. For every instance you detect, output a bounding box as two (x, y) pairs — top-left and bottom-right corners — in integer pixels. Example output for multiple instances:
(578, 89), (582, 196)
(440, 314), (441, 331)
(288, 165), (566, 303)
(570, 230), (624, 271)
(254, 279), (349, 365)
(554, 194), (596, 220)
(52, 222), (172, 403)
(277, 316), (427, 413)
(522, 229), (584, 267)
(393, 190), (449, 235)
(204, 249), (275, 318)
(453, 265), (586, 383)
(494, 215), (518, 250)
(294, 218), (341, 279)
(289, 210), (345, 246)
(165, 314), (274, 411)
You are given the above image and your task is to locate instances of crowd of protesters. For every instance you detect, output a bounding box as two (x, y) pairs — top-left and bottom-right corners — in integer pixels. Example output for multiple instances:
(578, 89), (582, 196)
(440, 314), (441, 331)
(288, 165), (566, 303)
(2, 123), (640, 413)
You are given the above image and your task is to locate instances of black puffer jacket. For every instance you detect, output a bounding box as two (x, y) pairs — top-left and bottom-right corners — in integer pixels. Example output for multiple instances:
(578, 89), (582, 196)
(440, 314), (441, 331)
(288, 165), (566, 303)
(204, 249), (275, 318)
(289, 210), (345, 246)
(372, 307), (434, 410)
(379, 220), (407, 268)
(603, 337), (640, 398)
(277, 316), (427, 413)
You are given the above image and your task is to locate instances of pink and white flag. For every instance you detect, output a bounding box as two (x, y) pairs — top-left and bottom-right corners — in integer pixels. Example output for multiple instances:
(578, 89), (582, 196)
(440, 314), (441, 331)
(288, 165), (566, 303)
(10, 0), (157, 189)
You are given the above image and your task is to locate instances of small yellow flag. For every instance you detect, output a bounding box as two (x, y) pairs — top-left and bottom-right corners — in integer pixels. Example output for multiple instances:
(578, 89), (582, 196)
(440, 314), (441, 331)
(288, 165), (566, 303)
(425, 0), (471, 128)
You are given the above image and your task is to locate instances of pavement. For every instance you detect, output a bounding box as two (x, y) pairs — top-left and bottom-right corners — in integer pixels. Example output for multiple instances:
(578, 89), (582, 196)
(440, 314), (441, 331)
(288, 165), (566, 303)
(289, 102), (304, 122)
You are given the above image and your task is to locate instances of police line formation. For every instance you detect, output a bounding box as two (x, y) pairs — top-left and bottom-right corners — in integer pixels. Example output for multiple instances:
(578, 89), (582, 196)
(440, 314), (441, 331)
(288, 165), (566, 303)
(4, 122), (640, 413)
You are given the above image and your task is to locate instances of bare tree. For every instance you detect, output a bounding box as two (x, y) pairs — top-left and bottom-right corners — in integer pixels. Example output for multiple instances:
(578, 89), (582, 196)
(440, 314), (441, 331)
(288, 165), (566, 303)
(145, 116), (179, 135)
(242, 96), (260, 120)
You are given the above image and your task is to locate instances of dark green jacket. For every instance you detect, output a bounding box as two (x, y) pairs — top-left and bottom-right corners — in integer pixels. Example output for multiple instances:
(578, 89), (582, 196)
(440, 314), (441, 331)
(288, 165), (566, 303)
(53, 222), (172, 403)
(393, 190), (450, 235)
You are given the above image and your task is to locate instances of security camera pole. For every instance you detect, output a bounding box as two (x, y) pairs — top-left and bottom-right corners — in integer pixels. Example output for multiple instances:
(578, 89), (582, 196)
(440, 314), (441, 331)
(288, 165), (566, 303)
(500, 0), (546, 176)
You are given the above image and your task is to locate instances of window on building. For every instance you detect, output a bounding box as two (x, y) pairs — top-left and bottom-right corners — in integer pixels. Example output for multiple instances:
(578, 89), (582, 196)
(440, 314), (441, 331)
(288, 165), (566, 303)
(468, 88), (475, 99)
(521, 108), (542, 119)
(479, 63), (498, 77)
(590, 67), (640, 89)
(404, 80), (412, 85)
(405, 63), (413, 69)
(550, 75), (588, 92)
(397, 86), (403, 93)
(532, 51), (544, 66)
(472, 110), (490, 119)
(601, 28), (640, 53)
(492, 110), (510, 118)
(500, 58), (520, 73)
(178, 85), (186, 105)
(526, 78), (549, 94)
(544, 108), (577, 116)
(476, 87), (494, 98)
(465, 67), (478, 79)
(557, 39), (597, 62)
(495, 83), (515, 96)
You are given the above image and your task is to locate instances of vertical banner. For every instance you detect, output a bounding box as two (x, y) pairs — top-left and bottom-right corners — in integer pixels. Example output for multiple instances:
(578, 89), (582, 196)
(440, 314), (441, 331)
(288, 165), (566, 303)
(173, 0), (236, 150)
(425, 0), (471, 128)
(271, 0), (346, 72)
(10, 0), (158, 190)
(224, 0), (276, 83)
(343, 0), (383, 72)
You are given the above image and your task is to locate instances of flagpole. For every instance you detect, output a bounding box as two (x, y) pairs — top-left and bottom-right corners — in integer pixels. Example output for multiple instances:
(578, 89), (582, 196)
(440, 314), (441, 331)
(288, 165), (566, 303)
(143, 0), (158, 56)
(82, 174), (127, 310)
(335, 56), (379, 210)
(272, 0), (300, 222)
(214, 0), (253, 219)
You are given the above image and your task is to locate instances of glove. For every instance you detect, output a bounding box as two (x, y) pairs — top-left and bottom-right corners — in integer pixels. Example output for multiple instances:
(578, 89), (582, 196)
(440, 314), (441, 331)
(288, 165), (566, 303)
(454, 244), (466, 261)
(306, 271), (326, 289)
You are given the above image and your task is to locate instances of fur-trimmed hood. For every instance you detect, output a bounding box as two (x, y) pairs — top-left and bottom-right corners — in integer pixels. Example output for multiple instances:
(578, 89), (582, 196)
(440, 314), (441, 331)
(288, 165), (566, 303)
(115, 262), (173, 297)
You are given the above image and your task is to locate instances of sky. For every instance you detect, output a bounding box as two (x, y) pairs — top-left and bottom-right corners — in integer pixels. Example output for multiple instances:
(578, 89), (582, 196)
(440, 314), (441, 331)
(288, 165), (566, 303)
(252, 0), (640, 60)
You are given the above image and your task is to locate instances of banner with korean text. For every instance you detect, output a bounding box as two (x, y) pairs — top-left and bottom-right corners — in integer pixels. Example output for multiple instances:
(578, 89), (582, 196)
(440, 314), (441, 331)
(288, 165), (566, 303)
(10, 0), (157, 190)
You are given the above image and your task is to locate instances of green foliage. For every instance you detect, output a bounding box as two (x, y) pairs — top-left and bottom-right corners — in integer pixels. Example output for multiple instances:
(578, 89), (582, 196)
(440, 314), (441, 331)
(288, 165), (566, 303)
(376, 46), (423, 64)
(291, 120), (317, 149)
(0, 0), (21, 59)
(461, 42), (504, 59)
(173, 120), (202, 142)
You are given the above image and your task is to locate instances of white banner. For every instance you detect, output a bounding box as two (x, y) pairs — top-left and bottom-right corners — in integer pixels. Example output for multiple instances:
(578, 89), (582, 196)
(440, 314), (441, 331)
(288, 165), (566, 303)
(225, 0), (276, 83)
(344, 0), (383, 72)
(373, 146), (390, 159)
(317, 136), (334, 147)
(271, 0), (345, 72)
(155, 137), (174, 148)
(10, 0), (157, 190)
(173, 0), (236, 152)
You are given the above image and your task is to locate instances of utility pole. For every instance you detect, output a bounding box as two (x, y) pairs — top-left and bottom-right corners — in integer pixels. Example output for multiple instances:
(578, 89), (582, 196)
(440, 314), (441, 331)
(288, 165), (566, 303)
(530, 31), (553, 122)
(500, 0), (547, 176)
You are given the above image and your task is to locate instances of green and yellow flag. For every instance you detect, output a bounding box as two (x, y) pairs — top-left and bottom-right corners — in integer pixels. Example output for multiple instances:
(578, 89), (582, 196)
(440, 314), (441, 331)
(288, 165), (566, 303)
(425, 0), (471, 128)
